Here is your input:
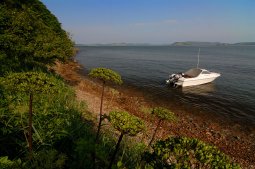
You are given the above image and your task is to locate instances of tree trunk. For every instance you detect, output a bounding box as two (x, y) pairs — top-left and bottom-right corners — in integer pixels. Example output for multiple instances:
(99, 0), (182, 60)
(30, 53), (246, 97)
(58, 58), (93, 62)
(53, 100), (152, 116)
(148, 119), (162, 147)
(28, 93), (33, 159)
(95, 81), (105, 143)
(108, 133), (124, 169)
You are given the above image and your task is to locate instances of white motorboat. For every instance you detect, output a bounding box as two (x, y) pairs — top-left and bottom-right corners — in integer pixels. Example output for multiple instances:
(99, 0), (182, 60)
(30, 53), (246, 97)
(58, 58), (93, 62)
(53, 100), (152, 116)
(166, 68), (221, 87)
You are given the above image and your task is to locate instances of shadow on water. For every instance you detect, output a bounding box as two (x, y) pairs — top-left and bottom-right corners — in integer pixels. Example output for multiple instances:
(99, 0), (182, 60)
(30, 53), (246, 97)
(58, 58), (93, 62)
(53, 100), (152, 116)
(180, 83), (216, 95)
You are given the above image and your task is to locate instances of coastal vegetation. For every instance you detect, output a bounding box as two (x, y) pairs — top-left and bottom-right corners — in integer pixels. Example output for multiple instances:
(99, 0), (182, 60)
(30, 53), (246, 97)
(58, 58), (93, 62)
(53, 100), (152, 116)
(0, 0), (74, 75)
(89, 68), (123, 143)
(108, 111), (145, 169)
(148, 107), (176, 147)
(0, 72), (60, 158)
(0, 0), (241, 168)
(143, 137), (240, 168)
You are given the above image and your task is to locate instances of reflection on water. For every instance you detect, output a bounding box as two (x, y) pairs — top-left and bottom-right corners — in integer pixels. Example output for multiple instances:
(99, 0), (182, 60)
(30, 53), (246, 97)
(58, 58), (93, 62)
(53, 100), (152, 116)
(180, 83), (216, 95)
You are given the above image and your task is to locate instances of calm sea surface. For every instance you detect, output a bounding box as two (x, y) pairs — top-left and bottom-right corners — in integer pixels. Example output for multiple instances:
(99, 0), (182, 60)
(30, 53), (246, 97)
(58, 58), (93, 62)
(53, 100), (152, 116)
(76, 46), (255, 126)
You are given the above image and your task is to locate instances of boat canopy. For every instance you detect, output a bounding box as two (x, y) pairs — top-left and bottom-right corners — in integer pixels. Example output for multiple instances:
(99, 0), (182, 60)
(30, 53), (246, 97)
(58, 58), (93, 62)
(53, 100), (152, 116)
(184, 68), (202, 77)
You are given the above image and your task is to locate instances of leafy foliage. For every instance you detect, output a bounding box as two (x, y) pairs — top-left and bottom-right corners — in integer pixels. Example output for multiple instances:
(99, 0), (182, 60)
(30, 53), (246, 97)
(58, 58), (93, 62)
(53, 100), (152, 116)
(109, 111), (145, 136)
(108, 111), (145, 169)
(72, 137), (95, 168)
(118, 141), (147, 168)
(29, 83), (87, 146)
(148, 107), (176, 147)
(151, 107), (176, 121)
(0, 0), (74, 75)
(89, 68), (123, 85)
(0, 74), (90, 167)
(29, 149), (67, 169)
(144, 136), (240, 169)
(89, 67), (123, 145)
(0, 72), (59, 94)
(0, 71), (61, 157)
(0, 156), (22, 169)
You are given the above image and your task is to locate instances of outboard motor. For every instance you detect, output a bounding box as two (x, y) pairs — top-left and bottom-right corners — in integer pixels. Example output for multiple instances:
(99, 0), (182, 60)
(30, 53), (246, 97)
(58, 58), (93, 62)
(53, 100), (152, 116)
(166, 72), (183, 87)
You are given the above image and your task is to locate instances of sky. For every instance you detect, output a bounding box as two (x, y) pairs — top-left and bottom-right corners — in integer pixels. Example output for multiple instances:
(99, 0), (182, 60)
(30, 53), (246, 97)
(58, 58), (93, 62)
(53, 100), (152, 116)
(41, 0), (255, 44)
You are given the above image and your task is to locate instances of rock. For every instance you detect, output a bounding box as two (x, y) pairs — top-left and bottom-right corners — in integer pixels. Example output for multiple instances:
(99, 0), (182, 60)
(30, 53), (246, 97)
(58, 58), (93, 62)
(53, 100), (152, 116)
(233, 136), (240, 140)
(206, 131), (212, 136)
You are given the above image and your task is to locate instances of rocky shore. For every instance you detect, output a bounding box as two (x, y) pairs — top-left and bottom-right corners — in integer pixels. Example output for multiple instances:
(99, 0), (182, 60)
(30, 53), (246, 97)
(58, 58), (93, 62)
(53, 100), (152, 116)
(53, 60), (255, 168)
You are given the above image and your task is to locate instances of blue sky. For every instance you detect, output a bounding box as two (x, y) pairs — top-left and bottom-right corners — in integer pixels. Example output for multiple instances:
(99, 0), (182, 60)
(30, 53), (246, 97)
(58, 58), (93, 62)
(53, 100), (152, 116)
(41, 0), (255, 44)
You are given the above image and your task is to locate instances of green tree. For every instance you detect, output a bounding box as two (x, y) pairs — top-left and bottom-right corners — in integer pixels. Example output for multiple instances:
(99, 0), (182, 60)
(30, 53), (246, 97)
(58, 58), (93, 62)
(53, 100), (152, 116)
(0, 0), (74, 75)
(148, 107), (176, 147)
(0, 72), (59, 158)
(89, 68), (122, 142)
(108, 111), (145, 169)
(143, 136), (240, 168)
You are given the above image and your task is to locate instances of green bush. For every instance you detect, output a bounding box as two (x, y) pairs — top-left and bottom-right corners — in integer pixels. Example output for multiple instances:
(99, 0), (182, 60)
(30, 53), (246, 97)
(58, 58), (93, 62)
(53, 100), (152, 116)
(109, 111), (144, 136)
(0, 74), (90, 167)
(119, 141), (147, 168)
(28, 149), (67, 169)
(149, 107), (176, 147)
(89, 67), (123, 143)
(0, 156), (23, 169)
(89, 68), (123, 85)
(108, 111), (145, 169)
(143, 136), (240, 169)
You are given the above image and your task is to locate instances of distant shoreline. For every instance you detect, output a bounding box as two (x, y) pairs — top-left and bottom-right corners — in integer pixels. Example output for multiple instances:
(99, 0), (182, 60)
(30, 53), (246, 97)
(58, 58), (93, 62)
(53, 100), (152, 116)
(75, 41), (255, 47)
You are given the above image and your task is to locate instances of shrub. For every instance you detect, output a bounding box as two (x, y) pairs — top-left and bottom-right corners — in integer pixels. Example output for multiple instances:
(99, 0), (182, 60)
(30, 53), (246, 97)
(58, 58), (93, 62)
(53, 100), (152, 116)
(0, 156), (22, 169)
(89, 68), (122, 143)
(148, 107), (176, 147)
(0, 72), (60, 157)
(108, 111), (145, 169)
(143, 136), (240, 169)
(28, 149), (67, 169)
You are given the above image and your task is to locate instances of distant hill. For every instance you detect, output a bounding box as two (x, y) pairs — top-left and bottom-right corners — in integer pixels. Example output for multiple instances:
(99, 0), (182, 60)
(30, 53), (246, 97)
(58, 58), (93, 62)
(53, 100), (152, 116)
(172, 41), (255, 46)
(232, 42), (255, 46)
(78, 41), (255, 47)
(171, 41), (228, 46)
(78, 43), (153, 46)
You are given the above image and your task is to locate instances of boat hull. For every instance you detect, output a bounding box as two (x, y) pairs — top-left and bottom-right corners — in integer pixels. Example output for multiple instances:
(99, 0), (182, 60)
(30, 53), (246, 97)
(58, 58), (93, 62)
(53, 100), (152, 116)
(176, 75), (220, 87)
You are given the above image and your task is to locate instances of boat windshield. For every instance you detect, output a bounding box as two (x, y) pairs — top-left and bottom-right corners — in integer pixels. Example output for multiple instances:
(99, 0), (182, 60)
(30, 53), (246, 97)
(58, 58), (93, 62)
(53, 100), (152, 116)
(201, 70), (211, 74)
(184, 68), (202, 77)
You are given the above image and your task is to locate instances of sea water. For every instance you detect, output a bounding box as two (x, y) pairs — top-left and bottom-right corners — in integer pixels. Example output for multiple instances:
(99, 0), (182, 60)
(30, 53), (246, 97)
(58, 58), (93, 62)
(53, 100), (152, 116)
(76, 45), (255, 126)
